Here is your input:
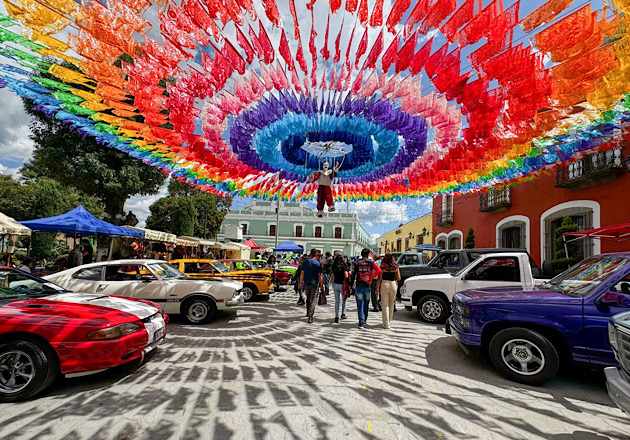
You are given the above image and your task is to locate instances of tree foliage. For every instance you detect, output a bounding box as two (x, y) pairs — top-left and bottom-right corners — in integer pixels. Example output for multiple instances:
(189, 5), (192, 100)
(146, 179), (231, 238)
(20, 88), (167, 220)
(464, 227), (476, 249)
(552, 216), (580, 274)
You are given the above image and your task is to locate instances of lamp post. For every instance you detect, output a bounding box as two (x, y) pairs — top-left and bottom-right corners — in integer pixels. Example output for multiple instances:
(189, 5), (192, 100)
(275, 197), (280, 248)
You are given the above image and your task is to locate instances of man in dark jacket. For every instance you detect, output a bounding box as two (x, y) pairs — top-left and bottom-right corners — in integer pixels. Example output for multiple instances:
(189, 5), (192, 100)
(294, 255), (306, 306)
(351, 249), (382, 329)
(300, 249), (323, 324)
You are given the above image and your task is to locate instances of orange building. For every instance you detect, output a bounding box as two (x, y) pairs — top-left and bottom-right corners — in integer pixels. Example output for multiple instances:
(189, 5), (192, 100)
(432, 145), (630, 266)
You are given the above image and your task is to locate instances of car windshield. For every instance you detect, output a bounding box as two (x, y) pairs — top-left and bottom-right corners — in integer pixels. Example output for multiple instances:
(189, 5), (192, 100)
(212, 261), (231, 274)
(0, 269), (67, 300)
(250, 260), (266, 270)
(149, 263), (186, 280)
(543, 256), (629, 297)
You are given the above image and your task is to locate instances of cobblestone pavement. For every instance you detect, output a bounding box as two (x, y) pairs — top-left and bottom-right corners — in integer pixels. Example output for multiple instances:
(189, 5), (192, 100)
(1, 288), (629, 440)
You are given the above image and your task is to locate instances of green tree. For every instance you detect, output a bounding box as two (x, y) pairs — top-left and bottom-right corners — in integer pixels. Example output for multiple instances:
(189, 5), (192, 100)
(146, 179), (231, 238)
(173, 197), (197, 236)
(30, 180), (63, 260)
(20, 98), (166, 221)
(464, 227), (476, 249)
(552, 216), (580, 274)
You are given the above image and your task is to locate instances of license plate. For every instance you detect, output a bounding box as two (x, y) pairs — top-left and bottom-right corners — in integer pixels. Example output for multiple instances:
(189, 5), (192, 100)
(153, 328), (163, 342)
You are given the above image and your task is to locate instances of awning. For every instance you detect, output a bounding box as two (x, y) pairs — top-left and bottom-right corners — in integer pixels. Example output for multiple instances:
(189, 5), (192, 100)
(20, 206), (143, 237)
(123, 226), (176, 244)
(564, 223), (630, 243)
(0, 212), (31, 236)
(243, 239), (264, 249)
(176, 236), (215, 246)
(273, 241), (304, 252)
(411, 244), (443, 252)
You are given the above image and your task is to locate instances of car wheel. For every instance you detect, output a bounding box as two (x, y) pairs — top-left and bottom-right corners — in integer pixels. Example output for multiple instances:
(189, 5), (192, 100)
(183, 297), (217, 324)
(242, 285), (257, 302)
(488, 328), (560, 385)
(417, 295), (448, 324)
(0, 340), (58, 402)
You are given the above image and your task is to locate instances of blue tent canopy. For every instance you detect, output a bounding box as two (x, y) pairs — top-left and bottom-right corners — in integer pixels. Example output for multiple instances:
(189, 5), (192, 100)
(411, 244), (443, 252)
(273, 241), (304, 252)
(20, 206), (144, 237)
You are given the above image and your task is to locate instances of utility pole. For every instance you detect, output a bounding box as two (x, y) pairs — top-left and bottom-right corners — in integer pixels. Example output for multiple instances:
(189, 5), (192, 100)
(203, 193), (208, 239)
(275, 197), (280, 248)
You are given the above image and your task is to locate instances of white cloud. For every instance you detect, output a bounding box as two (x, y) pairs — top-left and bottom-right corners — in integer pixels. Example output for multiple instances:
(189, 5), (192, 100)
(124, 182), (169, 228)
(337, 200), (408, 227)
(370, 232), (380, 240)
(0, 89), (34, 166)
(0, 162), (20, 177)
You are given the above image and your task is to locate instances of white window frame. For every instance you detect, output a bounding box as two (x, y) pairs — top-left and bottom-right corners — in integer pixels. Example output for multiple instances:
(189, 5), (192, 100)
(294, 223), (305, 238)
(313, 223), (324, 238)
(240, 221), (250, 236)
(447, 230), (463, 250)
(333, 224), (344, 239)
(267, 222), (277, 237)
(540, 200), (601, 261)
(435, 233), (448, 249)
(496, 215), (530, 253)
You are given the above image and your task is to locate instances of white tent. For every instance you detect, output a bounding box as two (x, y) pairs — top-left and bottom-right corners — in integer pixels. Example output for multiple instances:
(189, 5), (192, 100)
(0, 212), (31, 236)
(123, 226), (176, 244)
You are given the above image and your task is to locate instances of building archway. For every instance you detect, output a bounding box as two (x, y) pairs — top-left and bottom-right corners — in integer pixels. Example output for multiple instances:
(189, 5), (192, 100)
(496, 215), (530, 252)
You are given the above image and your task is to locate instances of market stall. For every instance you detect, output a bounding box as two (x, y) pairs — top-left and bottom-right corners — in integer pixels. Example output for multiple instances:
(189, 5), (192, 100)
(0, 212), (31, 266)
(108, 226), (177, 260)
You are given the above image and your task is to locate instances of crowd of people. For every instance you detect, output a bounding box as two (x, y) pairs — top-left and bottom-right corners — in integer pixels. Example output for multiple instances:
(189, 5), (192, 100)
(292, 248), (401, 329)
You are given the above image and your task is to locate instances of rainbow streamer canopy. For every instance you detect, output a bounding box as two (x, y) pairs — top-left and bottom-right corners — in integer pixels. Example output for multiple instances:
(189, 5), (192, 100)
(2, 0), (630, 201)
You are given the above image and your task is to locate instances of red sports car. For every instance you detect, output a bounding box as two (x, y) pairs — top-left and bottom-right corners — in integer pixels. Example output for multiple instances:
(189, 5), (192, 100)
(0, 267), (167, 402)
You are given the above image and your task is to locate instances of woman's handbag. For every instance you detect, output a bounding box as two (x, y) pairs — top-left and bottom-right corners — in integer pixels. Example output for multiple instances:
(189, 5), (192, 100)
(318, 289), (327, 305)
(342, 279), (352, 299)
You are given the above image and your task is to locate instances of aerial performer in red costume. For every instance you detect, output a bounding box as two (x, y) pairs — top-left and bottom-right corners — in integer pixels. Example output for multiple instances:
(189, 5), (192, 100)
(309, 161), (340, 217)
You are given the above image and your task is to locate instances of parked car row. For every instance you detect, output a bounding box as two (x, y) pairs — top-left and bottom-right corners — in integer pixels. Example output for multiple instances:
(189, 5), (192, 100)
(400, 250), (630, 415)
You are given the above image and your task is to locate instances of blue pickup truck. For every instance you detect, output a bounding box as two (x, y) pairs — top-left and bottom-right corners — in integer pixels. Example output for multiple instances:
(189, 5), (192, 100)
(447, 253), (630, 385)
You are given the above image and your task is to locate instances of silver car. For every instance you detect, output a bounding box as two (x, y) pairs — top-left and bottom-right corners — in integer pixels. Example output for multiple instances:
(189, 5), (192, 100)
(45, 259), (243, 324)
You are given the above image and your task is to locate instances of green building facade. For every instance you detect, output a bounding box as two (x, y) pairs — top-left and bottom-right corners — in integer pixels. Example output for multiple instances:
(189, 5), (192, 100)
(218, 201), (373, 256)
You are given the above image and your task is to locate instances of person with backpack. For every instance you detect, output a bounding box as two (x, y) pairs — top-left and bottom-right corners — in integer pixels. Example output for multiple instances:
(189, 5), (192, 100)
(323, 251), (333, 296)
(330, 254), (350, 323)
(300, 249), (324, 324)
(351, 249), (382, 329)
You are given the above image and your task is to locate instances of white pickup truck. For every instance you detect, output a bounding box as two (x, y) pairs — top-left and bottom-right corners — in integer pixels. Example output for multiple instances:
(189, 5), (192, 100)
(400, 252), (546, 324)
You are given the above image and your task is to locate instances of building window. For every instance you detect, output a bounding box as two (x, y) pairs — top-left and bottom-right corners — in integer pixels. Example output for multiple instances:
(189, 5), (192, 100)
(295, 225), (303, 237)
(269, 224), (276, 237)
(448, 235), (462, 250)
(405, 237), (410, 250)
(543, 206), (594, 262)
(315, 226), (322, 238)
(416, 235), (424, 245)
(396, 238), (402, 252)
(498, 220), (526, 249)
(241, 223), (248, 235)
(437, 238), (446, 249)
(334, 227), (342, 239)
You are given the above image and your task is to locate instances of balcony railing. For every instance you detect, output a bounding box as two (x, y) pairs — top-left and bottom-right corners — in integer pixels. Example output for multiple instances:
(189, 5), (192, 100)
(435, 210), (453, 227)
(555, 147), (625, 189)
(480, 187), (511, 212)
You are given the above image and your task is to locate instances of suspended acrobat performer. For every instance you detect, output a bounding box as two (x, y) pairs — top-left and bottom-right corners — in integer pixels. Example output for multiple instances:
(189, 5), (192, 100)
(309, 161), (340, 217)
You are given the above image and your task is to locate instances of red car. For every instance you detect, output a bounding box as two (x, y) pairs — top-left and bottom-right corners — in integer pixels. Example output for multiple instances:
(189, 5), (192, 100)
(275, 270), (293, 286)
(0, 267), (167, 402)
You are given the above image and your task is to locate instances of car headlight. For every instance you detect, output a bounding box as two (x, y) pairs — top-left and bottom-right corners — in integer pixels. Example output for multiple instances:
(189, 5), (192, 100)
(400, 285), (406, 296)
(609, 322), (618, 351)
(88, 323), (141, 341)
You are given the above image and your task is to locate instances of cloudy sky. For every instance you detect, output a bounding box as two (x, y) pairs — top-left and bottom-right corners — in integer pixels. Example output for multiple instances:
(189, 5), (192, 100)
(0, 0), (599, 239)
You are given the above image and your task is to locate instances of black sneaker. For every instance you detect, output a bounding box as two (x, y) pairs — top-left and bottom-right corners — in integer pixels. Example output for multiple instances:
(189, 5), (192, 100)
(341, 314), (347, 320)
(334, 317), (339, 323)
(358, 323), (364, 329)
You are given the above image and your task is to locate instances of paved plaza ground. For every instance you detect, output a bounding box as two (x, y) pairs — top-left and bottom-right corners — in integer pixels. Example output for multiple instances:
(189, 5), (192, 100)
(1, 288), (629, 440)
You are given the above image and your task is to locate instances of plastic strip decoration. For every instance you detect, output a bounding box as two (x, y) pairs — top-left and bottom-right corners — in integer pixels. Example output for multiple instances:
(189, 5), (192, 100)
(1, 0), (630, 202)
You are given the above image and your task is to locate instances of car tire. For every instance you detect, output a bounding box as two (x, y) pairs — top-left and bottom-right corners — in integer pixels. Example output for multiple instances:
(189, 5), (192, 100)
(417, 295), (448, 324)
(488, 327), (560, 386)
(0, 340), (58, 402)
(183, 297), (217, 324)
(242, 285), (257, 302)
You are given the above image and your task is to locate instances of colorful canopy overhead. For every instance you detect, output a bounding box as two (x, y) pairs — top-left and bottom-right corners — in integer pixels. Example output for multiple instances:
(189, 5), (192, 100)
(2, 0), (630, 201)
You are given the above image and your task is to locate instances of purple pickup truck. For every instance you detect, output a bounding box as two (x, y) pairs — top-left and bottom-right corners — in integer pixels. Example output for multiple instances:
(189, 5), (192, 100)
(446, 253), (630, 385)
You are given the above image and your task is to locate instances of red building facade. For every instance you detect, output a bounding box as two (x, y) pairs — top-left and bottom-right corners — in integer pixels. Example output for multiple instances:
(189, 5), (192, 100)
(432, 145), (630, 266)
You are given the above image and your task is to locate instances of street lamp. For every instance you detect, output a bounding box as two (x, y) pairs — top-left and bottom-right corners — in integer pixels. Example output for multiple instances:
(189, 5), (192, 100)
(422, 227), (427, 236)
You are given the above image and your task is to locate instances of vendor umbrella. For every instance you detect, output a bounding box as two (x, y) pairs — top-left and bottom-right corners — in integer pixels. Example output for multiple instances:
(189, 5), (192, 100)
(243, 238), (265, 249)
(273, 241), (304, 252)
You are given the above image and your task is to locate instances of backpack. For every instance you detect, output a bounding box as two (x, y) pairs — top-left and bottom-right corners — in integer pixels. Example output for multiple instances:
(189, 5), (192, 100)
(355, 259), (374, 284)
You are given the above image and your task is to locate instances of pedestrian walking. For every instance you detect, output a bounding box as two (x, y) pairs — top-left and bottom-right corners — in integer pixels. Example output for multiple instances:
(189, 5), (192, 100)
(370, 255), (382, 312)
(294, 255), (306, 306)
(330, 254), (349, 323)
(323, 251), (333, 296)
(378, 253), (401, 329)
(300, 249), (323, 324)
(351, 249), (382, 329)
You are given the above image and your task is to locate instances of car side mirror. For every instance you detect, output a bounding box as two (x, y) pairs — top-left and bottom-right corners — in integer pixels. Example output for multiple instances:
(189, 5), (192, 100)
(464, 272), (477, 281)
(597, 291), (630, 307)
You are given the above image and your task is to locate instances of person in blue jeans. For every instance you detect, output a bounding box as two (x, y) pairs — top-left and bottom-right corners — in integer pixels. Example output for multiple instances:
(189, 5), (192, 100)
(330, 254), (349, 323)
(351, 249), (382, 329)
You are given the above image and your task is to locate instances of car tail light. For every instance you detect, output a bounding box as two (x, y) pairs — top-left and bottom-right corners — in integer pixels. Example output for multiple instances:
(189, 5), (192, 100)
(88, 323), (141, 341)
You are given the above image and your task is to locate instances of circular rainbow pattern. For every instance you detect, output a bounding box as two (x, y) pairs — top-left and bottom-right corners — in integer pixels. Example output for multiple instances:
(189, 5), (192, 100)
(0, 0), (630, 201)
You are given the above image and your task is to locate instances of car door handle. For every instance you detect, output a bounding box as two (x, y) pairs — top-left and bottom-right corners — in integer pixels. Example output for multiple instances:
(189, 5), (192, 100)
(97, 284), (108, 292)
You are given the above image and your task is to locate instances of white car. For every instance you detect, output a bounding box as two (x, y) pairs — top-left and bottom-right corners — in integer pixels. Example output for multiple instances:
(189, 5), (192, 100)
(45, 259), (244, 324)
